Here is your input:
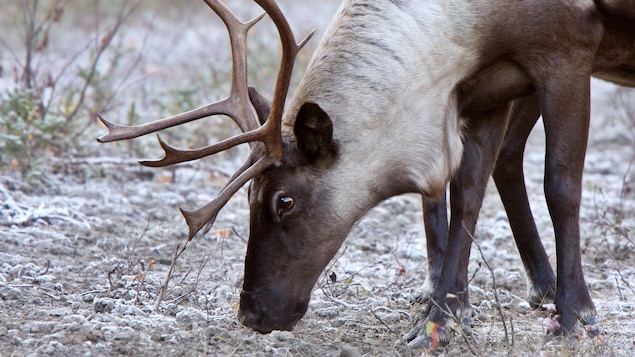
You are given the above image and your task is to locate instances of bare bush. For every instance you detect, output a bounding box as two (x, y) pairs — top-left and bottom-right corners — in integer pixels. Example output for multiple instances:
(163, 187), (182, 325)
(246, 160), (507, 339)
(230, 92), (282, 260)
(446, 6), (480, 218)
(0, 0), (142, 186)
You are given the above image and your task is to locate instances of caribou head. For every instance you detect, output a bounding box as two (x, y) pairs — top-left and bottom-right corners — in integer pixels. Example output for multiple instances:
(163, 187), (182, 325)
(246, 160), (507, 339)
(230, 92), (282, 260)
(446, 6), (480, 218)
(98, 0), (470, 333)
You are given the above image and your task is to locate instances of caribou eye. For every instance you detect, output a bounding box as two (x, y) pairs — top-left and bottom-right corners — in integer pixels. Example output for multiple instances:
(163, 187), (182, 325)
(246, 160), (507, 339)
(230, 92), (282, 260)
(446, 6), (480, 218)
(276, 196), (295, 217)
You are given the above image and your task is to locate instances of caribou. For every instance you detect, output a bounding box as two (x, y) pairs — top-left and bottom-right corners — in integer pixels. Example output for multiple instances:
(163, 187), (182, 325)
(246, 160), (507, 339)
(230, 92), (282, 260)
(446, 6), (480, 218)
(98, 0), (635, 348)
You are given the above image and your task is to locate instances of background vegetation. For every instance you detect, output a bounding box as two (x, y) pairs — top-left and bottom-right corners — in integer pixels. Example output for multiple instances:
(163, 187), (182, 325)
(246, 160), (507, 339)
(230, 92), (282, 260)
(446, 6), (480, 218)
(0, 0), (320, 190)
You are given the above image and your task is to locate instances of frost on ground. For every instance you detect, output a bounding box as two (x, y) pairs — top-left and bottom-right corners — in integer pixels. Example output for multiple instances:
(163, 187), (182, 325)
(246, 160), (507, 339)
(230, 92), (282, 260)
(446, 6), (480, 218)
(1, 1), (635, 356)
(1, 81), (634, 356)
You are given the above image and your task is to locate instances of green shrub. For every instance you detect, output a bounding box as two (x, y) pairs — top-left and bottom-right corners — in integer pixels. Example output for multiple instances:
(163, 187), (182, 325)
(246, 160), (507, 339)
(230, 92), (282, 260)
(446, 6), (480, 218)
(0, 89), (70, 187)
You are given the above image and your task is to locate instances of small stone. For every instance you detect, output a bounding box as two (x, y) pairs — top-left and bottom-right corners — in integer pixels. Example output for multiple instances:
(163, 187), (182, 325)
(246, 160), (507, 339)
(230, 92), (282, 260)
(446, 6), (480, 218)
(340, 344), (362, 357)
(34, 274), (57, 283)
(93, 298), (115, 313)
(270, 330), (294, 341)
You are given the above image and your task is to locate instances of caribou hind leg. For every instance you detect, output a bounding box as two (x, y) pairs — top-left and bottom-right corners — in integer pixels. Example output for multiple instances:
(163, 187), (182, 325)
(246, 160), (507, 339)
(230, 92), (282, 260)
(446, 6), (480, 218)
(534, 74), (599, 337)
(492, 94), (557, 307)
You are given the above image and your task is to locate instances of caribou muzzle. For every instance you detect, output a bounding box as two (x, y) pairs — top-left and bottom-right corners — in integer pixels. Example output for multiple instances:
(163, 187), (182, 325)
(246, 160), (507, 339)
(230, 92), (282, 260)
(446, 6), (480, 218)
(237, 289), (309, 333)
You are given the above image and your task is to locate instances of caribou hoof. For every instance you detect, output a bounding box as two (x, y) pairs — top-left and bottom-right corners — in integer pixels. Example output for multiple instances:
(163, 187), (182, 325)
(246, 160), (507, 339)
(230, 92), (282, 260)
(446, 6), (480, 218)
(541, 307), (599, 339)
(584, 323), (600, 338)
(409, 292), (432, 305)
(405, 321), (450, 349)
(405, 309), (471, 349)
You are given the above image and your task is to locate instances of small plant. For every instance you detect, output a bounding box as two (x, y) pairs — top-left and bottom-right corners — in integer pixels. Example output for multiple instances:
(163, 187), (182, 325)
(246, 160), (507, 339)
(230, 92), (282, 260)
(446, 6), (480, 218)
(0, 89), (66, 188)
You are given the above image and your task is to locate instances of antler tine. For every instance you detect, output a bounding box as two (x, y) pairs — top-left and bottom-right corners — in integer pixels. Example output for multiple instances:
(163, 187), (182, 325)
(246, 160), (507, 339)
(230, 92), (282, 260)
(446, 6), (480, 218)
(254, 0), (315, 158)
(180, 151), (255, 239)
(97, 0), (264, 144)
(96, 99), (233, 143)
(139, 126), (264, 167)
(202, 0), (263, 134)
(181, 156), (272, 240)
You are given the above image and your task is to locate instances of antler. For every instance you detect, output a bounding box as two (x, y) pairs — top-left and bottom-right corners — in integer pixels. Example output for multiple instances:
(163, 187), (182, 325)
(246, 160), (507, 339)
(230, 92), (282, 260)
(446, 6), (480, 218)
(97, 0), (315, 240)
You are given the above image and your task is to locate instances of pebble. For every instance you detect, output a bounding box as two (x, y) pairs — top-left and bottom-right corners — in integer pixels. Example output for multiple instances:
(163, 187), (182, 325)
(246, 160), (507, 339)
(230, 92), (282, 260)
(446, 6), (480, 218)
(93, 298), (116, 313)
(340, 345), (362, 357)
(270, 330), (294, 341)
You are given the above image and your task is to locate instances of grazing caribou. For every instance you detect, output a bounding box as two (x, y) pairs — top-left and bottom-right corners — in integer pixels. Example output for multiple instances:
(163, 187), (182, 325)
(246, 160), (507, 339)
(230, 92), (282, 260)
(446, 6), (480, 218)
(97, 0), (634, 349)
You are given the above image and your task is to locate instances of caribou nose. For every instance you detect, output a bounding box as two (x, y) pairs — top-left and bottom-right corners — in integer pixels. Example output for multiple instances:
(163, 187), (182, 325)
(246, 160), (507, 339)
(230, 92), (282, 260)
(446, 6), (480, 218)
(237, 290), (307, 333)
(237, 290), (280, 333)
(237, 308), (273, 334)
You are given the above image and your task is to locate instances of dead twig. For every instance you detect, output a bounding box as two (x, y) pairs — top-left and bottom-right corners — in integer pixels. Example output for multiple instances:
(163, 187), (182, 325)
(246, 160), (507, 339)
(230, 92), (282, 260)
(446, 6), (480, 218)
(155, 238), (190, 311)
(126, 214), (151, 272)
(107, 261), (124, 291)
(463, 222), (513, 354)
(63, 0), (142, 123)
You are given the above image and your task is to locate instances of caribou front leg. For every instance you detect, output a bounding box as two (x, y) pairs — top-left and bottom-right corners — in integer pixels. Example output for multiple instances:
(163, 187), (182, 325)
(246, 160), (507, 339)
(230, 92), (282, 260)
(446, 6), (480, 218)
(419, 196), (449, 302)
(407, 103), (512, 348)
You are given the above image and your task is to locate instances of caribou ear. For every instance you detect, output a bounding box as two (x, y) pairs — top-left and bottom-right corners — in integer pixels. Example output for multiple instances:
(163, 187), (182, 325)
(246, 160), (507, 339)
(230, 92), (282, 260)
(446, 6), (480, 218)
(294, 102), (336, 162)
(248, 87), (271, 125)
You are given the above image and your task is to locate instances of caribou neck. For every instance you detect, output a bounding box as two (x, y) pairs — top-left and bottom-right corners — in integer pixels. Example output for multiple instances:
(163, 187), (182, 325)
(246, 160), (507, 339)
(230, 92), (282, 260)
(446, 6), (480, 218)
(283, 0), (492, 202)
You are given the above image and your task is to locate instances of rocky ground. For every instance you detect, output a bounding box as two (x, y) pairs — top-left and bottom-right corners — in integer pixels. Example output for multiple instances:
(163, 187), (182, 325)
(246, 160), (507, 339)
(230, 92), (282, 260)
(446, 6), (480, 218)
(1, 1), (634, 356)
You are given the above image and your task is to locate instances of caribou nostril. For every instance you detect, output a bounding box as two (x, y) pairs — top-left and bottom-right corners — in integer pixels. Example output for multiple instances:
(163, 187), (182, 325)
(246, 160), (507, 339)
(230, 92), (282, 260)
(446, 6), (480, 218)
(239, 290), (263, 314)
(238, 289), (304, 333)
(238, 290), (272, 332)
(237, 307), (264, 331)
